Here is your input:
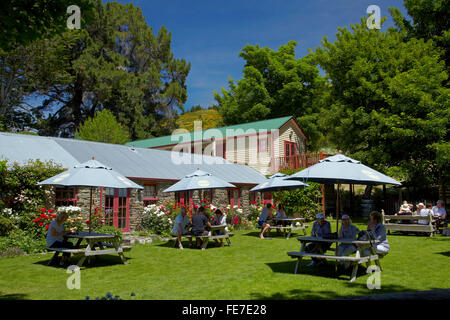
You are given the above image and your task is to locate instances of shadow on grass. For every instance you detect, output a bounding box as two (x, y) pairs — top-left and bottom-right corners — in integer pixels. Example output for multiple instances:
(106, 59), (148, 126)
(437, 251), (450, 257)
(242, 231), (303, 239)
(153, 240), (231, 251)
(34, 254), (133, 269)
(0, 292), (28, 300)
(251, 280), (429, 300)
(265, 260), (367, 281)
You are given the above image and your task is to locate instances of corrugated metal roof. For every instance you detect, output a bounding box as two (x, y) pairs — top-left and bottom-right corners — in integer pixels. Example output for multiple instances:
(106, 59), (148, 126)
(126, 116), (293, 148)
(0, 132), (266, 185)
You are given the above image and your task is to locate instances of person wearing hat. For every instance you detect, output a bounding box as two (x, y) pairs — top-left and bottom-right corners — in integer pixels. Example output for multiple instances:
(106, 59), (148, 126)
(432, 200), (447, 233)
(337, 214), (360, 268)
(305, 213), (332, 267)
(46, 211), (74, 267)
(396, 201), (412, 224)
(416, 203), (433, 225)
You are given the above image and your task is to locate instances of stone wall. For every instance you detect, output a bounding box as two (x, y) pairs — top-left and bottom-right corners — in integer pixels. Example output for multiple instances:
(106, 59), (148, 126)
(65, 181), (254, 233)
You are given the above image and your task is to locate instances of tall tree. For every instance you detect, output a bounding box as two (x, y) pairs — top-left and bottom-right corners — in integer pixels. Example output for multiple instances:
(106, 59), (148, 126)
(311, 18), (449, 189)
(75, 109), (129, 144)
(213, 41), (326, 149)
(8, 1), (190, 139)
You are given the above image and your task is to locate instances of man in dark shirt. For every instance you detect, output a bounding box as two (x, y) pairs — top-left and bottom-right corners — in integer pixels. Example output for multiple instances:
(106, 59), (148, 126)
(192, 206), (211, 248)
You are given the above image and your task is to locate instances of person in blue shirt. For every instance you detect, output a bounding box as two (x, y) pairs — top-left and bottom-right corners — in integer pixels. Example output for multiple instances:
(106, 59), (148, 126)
(305, 213), (332, 267)
(432, 200), (447, 233)
(171, 207), (192, 250)
(259, 203), (273, 239)
(337, 214), (360, 269)
(362, 211), (390, 257)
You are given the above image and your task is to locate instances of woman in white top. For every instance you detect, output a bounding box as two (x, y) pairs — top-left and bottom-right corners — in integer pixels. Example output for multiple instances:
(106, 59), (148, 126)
(212, 209), (227, 247)
(46, 211), (74, 266)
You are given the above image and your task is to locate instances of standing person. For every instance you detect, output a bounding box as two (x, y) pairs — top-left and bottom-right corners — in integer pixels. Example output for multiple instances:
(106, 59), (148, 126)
(363, 211), (390, 257)
(192, 206), (211, 248)
(46, 211), (74, 267)
(258, 203), (273, 239)
(171, 207), (192, 250)
(432, 200), (447, 233)
(212, 209), (226, 247)
(305, 213), (332, 267)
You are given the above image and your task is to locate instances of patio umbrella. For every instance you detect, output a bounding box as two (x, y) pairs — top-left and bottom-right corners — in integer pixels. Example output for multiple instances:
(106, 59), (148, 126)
(163, 169), (236, 204)
(285, 153), (401, 230)
(250, 173), (309, 193)
(250, 173), (309, 208)
(38, 158), (143, 232)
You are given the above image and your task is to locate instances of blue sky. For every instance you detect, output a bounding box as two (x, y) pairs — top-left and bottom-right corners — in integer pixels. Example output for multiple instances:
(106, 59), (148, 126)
(116, 0), (409, 111)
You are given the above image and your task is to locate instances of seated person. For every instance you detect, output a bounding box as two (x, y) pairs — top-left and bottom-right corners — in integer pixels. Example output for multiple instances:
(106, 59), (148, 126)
(396, 201), (412, 224)
(275, 204), (287, 234)
(363, 211), (390, 257)
(258, 203), (273, 239)
(337, 214), (360, 269)
(305, 213), (332, 267)
(171, 207), (192, 250)
(46, 211), (74, 267)
(417, 203), (431, 225)
(432, 200), (447, 233)
(192, 206), (211, 248)
(212, 209), (226, 247)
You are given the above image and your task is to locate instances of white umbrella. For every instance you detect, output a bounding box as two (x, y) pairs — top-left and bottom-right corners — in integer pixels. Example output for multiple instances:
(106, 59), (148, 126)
(38, 158), (143, 232)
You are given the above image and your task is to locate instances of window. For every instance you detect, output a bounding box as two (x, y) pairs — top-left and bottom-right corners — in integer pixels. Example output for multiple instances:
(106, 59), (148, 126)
(175, 191), (189, 205)
(104, 188), (115, 227)
(55, 187), (77, 207)
(227, 188), (241, 208)
(143, 184), (157, 206)
(258, 135), (268, 153)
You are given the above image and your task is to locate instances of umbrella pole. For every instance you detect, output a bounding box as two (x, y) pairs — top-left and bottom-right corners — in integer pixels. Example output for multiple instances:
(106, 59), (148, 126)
(335, 182), (341, 273)
(89, 187), (92, 233)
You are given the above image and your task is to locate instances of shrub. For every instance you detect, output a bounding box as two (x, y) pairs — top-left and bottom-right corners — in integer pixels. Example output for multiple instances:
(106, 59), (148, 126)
(0, 216), (15, 236)
(140, 204), (174, 237)
(0, 229), (47, 254)
(95, 225), (123, 242)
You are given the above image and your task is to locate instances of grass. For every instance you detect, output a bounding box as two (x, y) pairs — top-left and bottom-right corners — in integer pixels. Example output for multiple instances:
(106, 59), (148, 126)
(0, 220), (449, 300)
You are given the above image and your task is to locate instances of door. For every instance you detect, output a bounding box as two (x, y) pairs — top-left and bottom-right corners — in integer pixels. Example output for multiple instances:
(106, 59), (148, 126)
(284, 141), (297, 169)
(103, 188), (130, 232)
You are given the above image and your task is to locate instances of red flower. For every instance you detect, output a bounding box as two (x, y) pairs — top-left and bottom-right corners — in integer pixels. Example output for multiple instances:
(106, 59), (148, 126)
(40, 213), (47, 218)
(86, 220), (90, 224)
(45, 225), (50, 229)
(39, 223), (43, 226)
(40, 208), (46, 212)
(48, 209), (54, 213)
(33, 218), (40, 223)
(251, 201), (256, 205)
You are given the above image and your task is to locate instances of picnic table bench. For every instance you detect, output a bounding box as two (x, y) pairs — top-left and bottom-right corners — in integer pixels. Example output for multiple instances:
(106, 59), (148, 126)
(258, 217), (309, 239)
(382, 210), (436, 237)
(170, 225), (234, 250)
(287, 236), (381, 282)
(46, 232), (132, 267)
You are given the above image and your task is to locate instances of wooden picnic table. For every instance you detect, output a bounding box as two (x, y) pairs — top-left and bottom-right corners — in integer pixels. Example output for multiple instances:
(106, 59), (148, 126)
(260, 217), (308, 239)
(46, 231), (131, 267)
(171, 224), (233, 250)
(287, 236), (381, 282)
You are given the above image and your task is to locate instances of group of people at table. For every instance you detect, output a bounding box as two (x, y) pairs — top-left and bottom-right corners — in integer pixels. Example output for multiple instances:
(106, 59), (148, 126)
(258, 203), (390, 269)
(172, 206), (227, 250)
(396, 200), (447, 231)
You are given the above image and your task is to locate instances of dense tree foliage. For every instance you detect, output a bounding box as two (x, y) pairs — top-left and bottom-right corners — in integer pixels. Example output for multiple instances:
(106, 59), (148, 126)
(175, 107), (223, 132)
(1, 1), (190, 139)
(75, 109), (129, 144)
(213, 41), (326, 149)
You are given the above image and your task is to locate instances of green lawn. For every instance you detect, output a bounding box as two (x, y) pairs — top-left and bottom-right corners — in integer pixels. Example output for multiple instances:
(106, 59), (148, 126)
(0, 221), (449, 300)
